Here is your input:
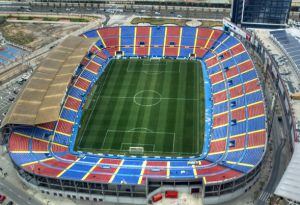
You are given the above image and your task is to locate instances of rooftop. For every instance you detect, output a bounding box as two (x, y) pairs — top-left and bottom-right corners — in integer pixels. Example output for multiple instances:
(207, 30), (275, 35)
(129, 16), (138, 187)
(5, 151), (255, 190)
(254, 28), (300, 142)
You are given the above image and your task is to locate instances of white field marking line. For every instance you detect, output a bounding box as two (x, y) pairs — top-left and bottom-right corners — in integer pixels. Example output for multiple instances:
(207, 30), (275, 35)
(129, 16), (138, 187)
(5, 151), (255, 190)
(142, 62), (167, 66)
(143, 70), (173, 75)
(172, 133), (176, 153)
(81, 144), (195, 155)
(120, 143), (156, 152)
(79, 146), (195, 155)
(121, 143), (155, 151)
(79, 147), (123, 152)
(121, 143), (155, 147)
(107, 129), (173, 152)
(79, 63), (113, 147)
(134, 90), (161, 98)
(133, 90), (162, 107)
(128, 127), (154, 132)
(100, 95), (200, 101)
(101, 129), (110, 149)
(126, 69), (178, 74)
(106, 129), (176, 135)
(81, 147), (180, 155)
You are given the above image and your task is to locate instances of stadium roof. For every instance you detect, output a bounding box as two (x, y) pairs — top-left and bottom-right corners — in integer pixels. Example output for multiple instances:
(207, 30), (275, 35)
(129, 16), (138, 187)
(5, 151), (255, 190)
(270, 29), (300, 76)
(275, 142), (300, 202)
(1, 36), (95, 127)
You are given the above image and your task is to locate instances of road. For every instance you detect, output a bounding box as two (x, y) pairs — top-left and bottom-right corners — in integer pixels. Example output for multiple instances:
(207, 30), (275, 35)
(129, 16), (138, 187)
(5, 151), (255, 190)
(0, 176), (42, 205)
(256, 115), (286, 205)
(0, 1), (229, 20)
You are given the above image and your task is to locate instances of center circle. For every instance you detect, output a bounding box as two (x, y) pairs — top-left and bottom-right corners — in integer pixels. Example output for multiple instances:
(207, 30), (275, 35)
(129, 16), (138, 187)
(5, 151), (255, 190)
(133, 90), (162, 107)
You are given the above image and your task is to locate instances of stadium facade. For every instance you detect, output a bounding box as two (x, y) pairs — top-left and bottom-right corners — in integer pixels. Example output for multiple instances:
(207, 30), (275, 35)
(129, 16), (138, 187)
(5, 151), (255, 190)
(1, 26), (267, 204)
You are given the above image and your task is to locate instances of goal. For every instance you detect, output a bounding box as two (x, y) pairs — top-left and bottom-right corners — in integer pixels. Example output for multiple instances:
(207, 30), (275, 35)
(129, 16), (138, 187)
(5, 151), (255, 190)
(129, 147), (144, 155)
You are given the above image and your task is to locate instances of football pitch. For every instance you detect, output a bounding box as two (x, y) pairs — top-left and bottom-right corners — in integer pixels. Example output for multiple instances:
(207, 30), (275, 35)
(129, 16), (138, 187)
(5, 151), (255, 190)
(74, 58), (205, 156)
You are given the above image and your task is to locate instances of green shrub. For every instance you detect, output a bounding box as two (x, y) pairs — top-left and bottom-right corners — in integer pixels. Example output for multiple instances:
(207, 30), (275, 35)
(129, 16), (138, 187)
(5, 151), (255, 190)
(0, 16), (6, 24)
(18, 16), (33, 20)
(69, 18), (89, 22)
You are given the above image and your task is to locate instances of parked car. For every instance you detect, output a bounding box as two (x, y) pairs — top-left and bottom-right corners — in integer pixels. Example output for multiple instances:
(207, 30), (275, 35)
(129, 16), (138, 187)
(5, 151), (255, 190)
(0, 194), (6, 203)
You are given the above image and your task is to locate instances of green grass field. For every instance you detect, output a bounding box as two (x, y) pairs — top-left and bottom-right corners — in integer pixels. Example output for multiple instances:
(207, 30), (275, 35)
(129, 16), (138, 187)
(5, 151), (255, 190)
(74, 58), (205, 156)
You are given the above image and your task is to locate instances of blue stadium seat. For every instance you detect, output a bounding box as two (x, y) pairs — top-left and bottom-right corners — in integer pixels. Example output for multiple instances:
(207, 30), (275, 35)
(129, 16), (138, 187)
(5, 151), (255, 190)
(60, 159), (95, 180)
(211, 33), (228, 51)
(95, 39), (105, 49)
(214, 44), (228, 55)
(231, 121), (247, 136)
(222, 36), (239, 48)
(206, 153), (223, 162)
(227, 75), (242, 87)
(10, 153), (49, 166)
(68, 87), (85, 100)
(229, 97), (246, 109)
(112, 160), (143, 185)
(233, 52), (250, 64)
(179, 27), (196, 57)
(240, 148), (264, 165)
(241, 70), (257, 82)
(169, 161), (194, 178)
(150, 27), (165, 56)
(212, 126), (227, 139)
(246, 91), (263, 104)
(225, 150), (244, 162)
(212, 82), (226, 93)
(61, 108), (77, 122)
(93, 56), (105, 65)
(247, 117), (266, 132)
(81, 70), (96, 82)
(202, 51), (214, 60)
(14, 127), (52, 140)
(208, 65), (222, 75)
(221, 58), (236, 69)
(121, 26), (135, 56)
(84, 30), (98, 38)
(53, 133), (70, 146)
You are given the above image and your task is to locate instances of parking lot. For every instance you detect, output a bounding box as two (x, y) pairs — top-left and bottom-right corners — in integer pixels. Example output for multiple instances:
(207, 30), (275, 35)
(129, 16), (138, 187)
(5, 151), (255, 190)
(0, 70), (32, 125)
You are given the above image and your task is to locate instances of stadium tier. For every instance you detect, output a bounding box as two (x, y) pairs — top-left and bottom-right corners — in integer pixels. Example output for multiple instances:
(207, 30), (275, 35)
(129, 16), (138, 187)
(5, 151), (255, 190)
(6, 26), (267, 201)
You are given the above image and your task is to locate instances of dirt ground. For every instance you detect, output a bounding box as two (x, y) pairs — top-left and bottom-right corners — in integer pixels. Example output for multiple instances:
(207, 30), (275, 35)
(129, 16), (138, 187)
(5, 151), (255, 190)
(0, 22), (82, 50)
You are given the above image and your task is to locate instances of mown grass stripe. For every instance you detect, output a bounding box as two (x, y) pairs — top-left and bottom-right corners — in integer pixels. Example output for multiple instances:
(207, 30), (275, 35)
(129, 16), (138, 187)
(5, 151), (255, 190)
(74, 59), (204, 156)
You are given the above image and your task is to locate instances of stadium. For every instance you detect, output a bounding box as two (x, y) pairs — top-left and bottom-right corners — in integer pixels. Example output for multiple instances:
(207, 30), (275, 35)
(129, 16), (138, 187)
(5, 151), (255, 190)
(0, 25), (267, 204)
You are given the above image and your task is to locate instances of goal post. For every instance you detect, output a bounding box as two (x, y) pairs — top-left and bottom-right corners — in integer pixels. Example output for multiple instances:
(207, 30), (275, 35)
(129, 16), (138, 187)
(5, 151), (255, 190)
(129, 147), (144, 155)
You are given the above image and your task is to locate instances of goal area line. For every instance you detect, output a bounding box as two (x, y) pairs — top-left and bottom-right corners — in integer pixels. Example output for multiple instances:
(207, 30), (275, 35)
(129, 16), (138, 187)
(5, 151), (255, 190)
(101, 129), (176, 152)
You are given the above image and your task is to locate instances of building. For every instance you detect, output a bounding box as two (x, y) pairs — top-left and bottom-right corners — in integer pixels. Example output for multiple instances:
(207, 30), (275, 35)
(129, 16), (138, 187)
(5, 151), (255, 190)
(231, 0), (292, 28)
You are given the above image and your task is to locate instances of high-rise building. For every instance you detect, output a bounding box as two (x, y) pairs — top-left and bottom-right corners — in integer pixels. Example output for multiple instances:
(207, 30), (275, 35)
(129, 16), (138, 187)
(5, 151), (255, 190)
(231, 0), (292, 28)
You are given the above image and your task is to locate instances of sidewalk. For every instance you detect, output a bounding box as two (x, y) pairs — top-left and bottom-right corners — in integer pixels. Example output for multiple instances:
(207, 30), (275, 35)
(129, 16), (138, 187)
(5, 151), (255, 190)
(0, 146), (79, 205)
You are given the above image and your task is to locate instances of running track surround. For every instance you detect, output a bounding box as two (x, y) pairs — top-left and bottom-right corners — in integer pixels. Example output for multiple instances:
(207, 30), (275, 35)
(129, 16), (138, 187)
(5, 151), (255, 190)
(7, 26), (267, 186)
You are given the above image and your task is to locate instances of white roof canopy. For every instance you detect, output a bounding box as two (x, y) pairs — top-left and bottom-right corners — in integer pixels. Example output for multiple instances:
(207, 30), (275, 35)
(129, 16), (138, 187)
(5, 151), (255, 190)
(275, 142), (300, 202)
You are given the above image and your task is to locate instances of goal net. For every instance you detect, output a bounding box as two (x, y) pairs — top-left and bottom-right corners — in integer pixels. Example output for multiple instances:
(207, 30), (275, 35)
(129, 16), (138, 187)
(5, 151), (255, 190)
(129, 147), (144, 155)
